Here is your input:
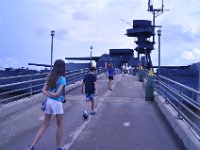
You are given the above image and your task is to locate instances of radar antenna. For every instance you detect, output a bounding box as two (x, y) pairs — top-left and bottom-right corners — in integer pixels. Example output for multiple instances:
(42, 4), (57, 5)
(148, 0), (169, 43)
(148, 0), (153, 11)
(120, 19), (132, 27)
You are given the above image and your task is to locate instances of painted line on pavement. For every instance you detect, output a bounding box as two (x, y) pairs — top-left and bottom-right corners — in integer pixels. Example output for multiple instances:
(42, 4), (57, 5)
(66, 75), (122, 149)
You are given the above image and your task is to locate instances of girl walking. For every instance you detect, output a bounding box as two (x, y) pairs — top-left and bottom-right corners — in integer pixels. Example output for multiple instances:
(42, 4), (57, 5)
(27, 59), (67, 150)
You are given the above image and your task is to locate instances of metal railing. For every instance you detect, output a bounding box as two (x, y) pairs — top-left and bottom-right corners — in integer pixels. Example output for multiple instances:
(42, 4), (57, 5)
(154, 75), (200, 139)
(0, 67), (105, 105)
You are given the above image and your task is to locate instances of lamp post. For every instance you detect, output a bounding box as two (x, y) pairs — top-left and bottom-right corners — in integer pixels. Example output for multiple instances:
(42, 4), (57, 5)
(157, 29), (161, 76)
(51, 30), (55, 69)
(90, 46), (93, 67)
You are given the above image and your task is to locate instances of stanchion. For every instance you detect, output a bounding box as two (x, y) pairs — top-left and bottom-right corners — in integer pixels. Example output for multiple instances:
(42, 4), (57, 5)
(138, 66), (144, 82)
(145, 68), (154, 101)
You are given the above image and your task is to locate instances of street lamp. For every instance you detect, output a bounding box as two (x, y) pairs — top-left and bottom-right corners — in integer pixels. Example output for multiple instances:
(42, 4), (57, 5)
(51, 30), (55, 69)
(157, 29), (161, 76)
(90, 46), (93, 67)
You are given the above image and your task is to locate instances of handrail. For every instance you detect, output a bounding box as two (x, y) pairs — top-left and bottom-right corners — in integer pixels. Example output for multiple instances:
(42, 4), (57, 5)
(0, 77), (46, 88)
(159, 75), (200, 96)
(154, 75), (200, 139)
(0, 67), (105, 105)
(0, 72), (49, 80)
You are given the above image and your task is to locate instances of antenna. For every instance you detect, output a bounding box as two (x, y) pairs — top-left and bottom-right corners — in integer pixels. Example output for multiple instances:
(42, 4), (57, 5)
(147, 0), (169, 43)
(148, 0), (153, 11)
(120, 19), (132, 27)
(162, 0), (164, 13)
(148, 0), (169, 18)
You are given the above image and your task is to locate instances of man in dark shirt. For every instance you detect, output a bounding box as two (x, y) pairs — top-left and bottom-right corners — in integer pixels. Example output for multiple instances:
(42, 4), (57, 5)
(81, 67), (97, 119)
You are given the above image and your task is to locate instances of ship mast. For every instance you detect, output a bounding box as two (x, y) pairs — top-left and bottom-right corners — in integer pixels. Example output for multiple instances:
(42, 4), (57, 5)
(147, 0), (168, 43)
(125, 0), (168, 69)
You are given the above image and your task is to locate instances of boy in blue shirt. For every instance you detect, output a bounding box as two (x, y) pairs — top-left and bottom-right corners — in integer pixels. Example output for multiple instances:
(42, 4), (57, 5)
(107, 64), (114, 90)
(81, 67), (97, 119)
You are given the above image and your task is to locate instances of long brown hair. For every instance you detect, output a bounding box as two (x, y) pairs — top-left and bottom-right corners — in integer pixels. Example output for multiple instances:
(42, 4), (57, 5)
(47, 59), (65, 89)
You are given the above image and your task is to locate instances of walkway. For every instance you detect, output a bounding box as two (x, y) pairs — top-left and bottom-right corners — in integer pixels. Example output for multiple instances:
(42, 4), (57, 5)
(0, 74), (185, 150)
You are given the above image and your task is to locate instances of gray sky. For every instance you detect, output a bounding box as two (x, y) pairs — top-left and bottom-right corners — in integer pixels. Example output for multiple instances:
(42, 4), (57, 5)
(0, 0), (200, 70)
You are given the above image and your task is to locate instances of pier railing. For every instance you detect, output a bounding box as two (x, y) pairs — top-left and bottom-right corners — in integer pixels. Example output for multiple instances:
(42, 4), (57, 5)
(0, 67), (105, 105)
(154, 75), (200, 139)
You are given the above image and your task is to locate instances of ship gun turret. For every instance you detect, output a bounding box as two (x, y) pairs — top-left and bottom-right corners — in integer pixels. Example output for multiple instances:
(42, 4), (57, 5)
(126, 20), (154, 69)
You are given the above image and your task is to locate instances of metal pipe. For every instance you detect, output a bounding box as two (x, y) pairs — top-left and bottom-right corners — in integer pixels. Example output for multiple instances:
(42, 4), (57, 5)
(157, 29), (161, 77)
(51, 30), (55, 69)
(90, 46), (93, 67)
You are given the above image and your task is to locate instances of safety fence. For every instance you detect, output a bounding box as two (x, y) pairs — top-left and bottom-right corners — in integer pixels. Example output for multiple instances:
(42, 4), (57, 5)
(141, 68), (200, 139)
(0, 67), (105, 105)
(154, 75), (200, 139)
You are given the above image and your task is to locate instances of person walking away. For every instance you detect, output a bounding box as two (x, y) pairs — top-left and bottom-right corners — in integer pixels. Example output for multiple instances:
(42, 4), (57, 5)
(121, 64), (126, 76)
(127, 65), (132, 74)
(27, 59), (67, 150)
(81, 67), (97, 119)
(107, 64), (114, 90)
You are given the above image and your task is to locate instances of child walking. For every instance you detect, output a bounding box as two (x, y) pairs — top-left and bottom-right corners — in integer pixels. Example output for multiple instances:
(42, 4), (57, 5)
(81, 67), (97, 119)
(107, 64), (114, 90)
(27, 59), (67, 150)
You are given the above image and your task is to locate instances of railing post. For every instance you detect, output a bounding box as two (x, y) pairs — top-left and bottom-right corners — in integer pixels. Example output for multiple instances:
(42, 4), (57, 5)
(73, 72), (75, 84)
(97, 68), (99, 75)
(29, 75), (33, 96)
(191, 91), (195, 101)
(157, 76), (160, 94)
(82, 69), (84, 78)
(165, 79), (169, 104)
(177, 86), (183, 119)
(81, 69), (83, 79)
(83, 69), (85, 78)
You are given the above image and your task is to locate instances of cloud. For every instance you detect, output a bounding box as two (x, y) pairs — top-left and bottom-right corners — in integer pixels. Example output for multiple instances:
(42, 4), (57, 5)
(180, 48), (200, 62)
(72, 11), (91, 20)
(161, 0), (200, 34)
(150, 22), (200, 66)
(54, 29), (69, 40)
(0, 57), (20, 68)
(36, 28), (48, 37)
(168, 48), (200, 66)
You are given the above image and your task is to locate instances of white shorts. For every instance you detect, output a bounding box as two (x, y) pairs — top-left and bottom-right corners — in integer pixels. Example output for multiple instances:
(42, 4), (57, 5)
(44, 98), (64, 115)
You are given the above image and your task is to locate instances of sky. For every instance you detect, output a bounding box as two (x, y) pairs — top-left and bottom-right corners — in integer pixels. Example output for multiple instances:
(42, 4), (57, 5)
(0, 0), (200, 70)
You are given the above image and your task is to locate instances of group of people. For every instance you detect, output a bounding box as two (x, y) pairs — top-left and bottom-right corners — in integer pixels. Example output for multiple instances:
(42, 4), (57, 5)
(27, 59), (115, 150)
(121, 64), (132, 75)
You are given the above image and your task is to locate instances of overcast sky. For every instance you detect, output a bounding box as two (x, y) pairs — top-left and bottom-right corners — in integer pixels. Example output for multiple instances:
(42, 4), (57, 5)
(0, 0), (200, 70)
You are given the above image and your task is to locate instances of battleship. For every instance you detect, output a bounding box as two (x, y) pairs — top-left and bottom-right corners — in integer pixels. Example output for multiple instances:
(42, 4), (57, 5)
(64, 0), (200, 104)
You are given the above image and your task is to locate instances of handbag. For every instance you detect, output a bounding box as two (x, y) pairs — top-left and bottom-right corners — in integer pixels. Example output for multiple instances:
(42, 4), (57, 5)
(40, 99), (47, 111)
(40, 83), (66, 111)
(62, 85), (66, 103)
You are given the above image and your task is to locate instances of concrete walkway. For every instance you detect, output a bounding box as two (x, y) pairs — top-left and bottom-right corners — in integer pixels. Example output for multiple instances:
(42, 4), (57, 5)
(0, 74), (185, 150)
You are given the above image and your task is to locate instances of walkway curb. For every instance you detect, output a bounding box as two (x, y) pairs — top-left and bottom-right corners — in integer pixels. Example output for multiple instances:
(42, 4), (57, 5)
(155, 93), (200, 150)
